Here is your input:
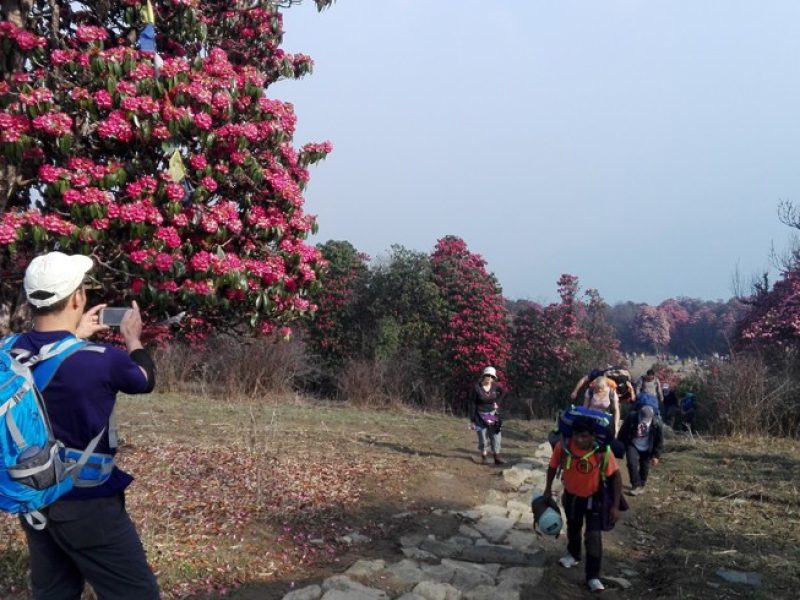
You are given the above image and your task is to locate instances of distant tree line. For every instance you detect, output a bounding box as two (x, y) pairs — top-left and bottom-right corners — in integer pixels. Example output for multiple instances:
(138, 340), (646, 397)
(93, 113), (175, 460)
(606, 297), (746, 357)
(304, 238), (619, 415)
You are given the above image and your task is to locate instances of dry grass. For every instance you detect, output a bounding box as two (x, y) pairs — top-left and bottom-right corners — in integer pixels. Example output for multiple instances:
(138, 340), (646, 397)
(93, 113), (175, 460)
(614, 431), (800, 599)
(1, 393), (797, 599)
(0, 393), (543, 599)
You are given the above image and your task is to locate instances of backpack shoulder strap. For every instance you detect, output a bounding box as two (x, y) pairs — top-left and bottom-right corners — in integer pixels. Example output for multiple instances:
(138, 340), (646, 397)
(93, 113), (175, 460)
(599, 445), (611, 482)
(28, 337), (90, 391)
(0, 334), (20, 352)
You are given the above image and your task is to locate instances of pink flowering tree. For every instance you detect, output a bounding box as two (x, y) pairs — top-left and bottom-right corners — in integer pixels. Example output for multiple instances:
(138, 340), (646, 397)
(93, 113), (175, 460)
(509, 275), (619, 416)
(510, 276), (584, 392)
(430, 236), (510, 408)
(634, 305), (671, 354)
(509, 300), (577, 407)
(737, 265), (800, 350)
(652, 297), (743, 356)
(0, 0), (333, 337)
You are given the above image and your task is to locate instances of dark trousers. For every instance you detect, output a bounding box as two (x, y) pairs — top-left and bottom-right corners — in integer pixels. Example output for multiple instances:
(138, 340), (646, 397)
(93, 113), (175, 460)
(664, 404), (678, 428)
(21, 494), (159, 600)
(562, 491), (603, 580)
(626, 444), (652, 488)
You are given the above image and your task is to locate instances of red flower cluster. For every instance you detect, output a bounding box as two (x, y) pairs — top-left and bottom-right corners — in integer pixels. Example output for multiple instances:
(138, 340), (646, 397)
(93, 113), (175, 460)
(0, 2), (332, 337)
(431, 236), (511, 405)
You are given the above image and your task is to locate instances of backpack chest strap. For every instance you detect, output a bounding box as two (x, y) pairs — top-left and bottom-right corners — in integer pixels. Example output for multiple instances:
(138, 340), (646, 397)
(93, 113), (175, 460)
(562, 444), (598, 471)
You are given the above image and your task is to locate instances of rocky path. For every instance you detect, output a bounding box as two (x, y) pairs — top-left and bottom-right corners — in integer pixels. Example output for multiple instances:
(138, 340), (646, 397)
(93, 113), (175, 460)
(281, 441), (561, 600)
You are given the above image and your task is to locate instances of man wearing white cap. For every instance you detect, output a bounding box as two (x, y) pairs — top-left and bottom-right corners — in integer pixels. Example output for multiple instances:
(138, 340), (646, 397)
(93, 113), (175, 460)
(11, 252), (159, 599)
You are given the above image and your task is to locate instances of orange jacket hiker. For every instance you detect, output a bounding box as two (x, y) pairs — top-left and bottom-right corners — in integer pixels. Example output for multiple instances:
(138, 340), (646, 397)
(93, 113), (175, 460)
(549, 439), (619, 498)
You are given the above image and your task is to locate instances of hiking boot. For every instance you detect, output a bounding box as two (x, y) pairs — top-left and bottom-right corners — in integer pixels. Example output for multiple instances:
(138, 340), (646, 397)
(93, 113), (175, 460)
(587, 578), (605, 592)
(480, 453), (488, 464)
(493, 453), (505, 465)
(559, 554), (579, 569)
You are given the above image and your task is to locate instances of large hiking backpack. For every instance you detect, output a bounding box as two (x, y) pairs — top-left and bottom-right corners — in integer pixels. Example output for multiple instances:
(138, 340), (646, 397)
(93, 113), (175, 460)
(587, 366), (631, 388)
(0, 335), (106, 529)
(548, 406), (624, 458)
(605, 368), (633, 402)
(604, 367), (631, 386)
(634, 392), (661, 417)
(558, 406), (615, 446)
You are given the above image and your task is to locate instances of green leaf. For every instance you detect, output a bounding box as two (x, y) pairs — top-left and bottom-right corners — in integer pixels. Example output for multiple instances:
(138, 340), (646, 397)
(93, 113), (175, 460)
(161, 140), (179, 155)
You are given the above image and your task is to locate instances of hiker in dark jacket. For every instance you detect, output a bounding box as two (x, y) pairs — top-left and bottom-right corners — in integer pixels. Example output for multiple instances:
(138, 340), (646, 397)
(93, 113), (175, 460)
(617, 405), (663, 496)
(467, 366), (507, 465)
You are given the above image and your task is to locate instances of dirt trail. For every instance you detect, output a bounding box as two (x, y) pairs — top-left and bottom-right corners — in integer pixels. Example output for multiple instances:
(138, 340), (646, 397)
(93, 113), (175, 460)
(256, 432), (650, 600)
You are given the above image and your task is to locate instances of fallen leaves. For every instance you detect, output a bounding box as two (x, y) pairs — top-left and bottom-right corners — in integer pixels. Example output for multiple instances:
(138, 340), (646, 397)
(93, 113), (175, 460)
(0, 439), (410, 599)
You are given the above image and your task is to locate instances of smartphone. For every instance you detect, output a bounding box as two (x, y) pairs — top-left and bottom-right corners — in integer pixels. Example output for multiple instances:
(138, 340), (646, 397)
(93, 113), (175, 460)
(99, 307), (131, 327)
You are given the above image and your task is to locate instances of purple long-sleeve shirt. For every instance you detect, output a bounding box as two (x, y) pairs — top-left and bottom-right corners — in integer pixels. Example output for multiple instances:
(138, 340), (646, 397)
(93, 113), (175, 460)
(13, 330), (150, 500)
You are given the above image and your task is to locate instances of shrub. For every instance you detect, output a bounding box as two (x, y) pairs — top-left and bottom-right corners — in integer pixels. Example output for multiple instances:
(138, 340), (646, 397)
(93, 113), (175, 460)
(679, 352), (800, 437)
(155, 334), (310, 398)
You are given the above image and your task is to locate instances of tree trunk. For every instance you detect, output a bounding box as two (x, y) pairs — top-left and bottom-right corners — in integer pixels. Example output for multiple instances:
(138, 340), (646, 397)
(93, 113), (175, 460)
(2, 0), (33, 27)
(0, 284), (30, 334)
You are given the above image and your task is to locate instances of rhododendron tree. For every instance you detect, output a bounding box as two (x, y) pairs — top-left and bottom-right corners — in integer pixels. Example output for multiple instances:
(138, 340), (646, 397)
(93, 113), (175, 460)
(509, 274), (582, 396)
(510, 301), (576, 397)
(737, 261), (800, 350)
(634, 304), (671, 354)
(509, 275), (619, 415)
(305, 240), (369, 368)
(430, 236), (510, 407)
(0, 0), (333, 336)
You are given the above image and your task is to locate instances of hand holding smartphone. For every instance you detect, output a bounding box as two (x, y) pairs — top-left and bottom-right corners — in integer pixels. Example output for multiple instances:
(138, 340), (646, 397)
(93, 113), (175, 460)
(99, 307), (131, 327)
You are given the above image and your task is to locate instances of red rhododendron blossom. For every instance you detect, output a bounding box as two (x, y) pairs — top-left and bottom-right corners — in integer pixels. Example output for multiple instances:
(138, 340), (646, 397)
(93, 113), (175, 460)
(431, 236), (511, 405)
(0, 0), (334, 344)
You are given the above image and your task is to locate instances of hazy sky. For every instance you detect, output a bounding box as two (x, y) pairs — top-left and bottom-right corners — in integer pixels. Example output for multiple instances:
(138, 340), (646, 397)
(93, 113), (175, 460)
(272, 0), (800, 305)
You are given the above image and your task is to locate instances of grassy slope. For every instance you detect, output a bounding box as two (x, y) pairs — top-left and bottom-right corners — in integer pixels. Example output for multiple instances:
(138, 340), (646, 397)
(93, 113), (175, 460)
(0, 393), (797, 599)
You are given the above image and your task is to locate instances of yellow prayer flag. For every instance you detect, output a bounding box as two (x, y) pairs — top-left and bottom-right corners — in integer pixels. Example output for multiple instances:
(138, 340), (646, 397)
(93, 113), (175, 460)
(168, 150), (186, 182)
(141, 0), (156, 25)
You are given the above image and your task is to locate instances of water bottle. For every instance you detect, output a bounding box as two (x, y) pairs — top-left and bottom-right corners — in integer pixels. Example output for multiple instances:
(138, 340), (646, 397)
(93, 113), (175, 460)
(18, 445), (42, 462)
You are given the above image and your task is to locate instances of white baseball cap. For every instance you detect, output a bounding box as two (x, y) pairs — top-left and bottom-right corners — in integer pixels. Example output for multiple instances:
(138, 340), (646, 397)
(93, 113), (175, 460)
(24, 252), (93, 308)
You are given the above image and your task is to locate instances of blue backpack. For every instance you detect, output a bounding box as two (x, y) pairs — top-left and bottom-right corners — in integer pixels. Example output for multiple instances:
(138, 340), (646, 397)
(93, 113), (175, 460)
(557, 405), (615, 446)
(0, 335), (106, 529)
(635, 392), (661, 417)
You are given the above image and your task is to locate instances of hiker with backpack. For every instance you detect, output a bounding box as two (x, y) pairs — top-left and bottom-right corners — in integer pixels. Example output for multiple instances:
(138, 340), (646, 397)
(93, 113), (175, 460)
(569, 366), (613, 402)
(617, 405), (664, 496)
(7, 252), (159, 599)
(583, 376), (621, 434)
(543, 415), (623, 593)
(468, 366), (507, 465)
(636, 369), (664, 410)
